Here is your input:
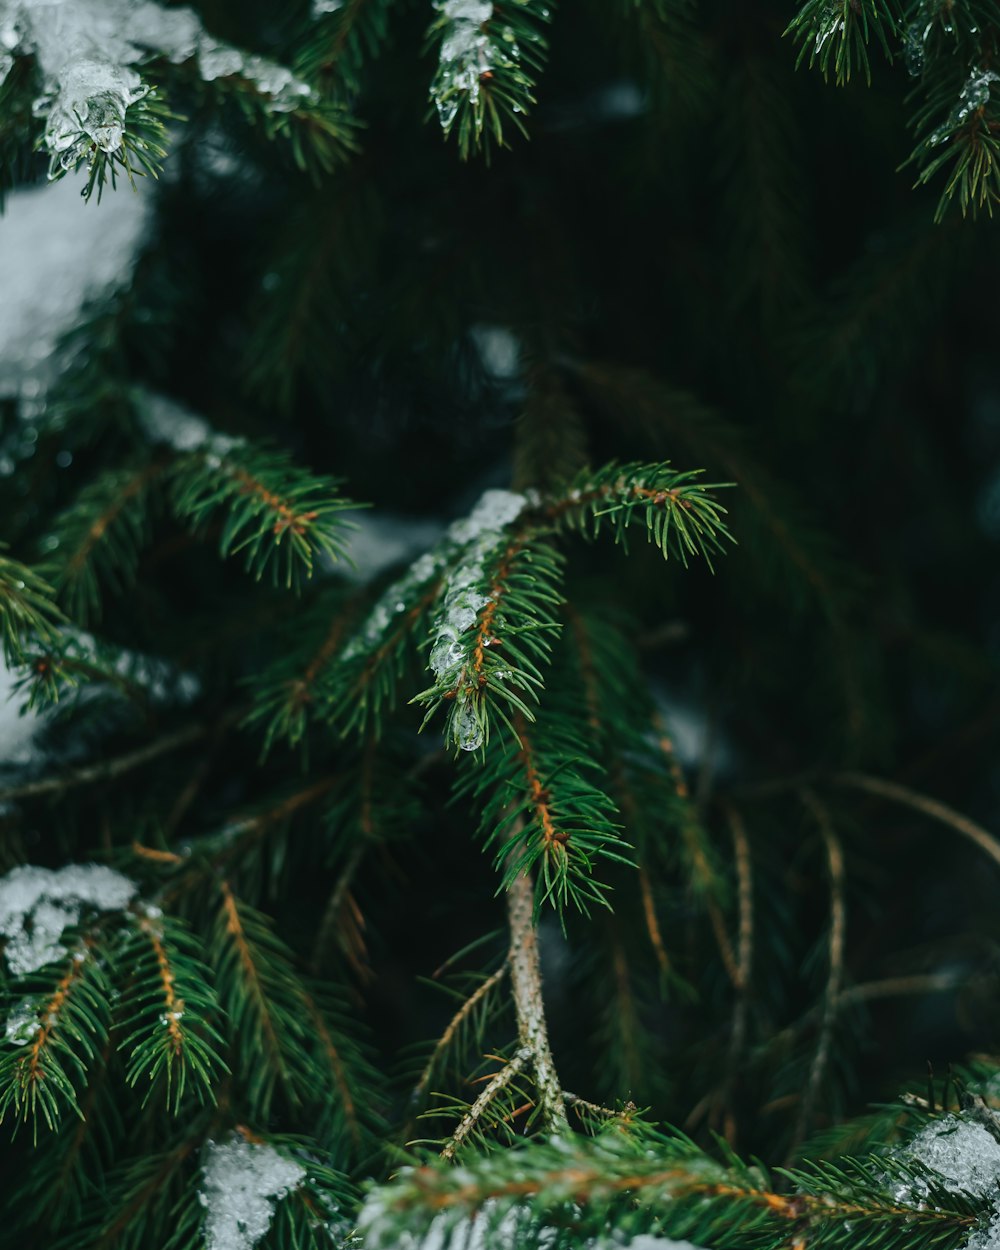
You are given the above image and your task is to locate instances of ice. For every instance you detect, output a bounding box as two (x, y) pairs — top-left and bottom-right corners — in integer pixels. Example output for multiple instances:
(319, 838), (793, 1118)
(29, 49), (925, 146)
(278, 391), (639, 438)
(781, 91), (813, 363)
(0, 170), (149, 398)
(453, 695), (484, 752)
(898, 1114), (1000, 1202)
(0, 0), (313, 170)
(312, 0), (344, 13)
(199, 1135), (305, 1250)
(957, 67), (1000, 122)
(340, 550), (445, 662)
(431, 0), (494, 128)
(4, 996), (41, 1045)
(0, 863), (136, 977)
(932, 65), (1000, 145)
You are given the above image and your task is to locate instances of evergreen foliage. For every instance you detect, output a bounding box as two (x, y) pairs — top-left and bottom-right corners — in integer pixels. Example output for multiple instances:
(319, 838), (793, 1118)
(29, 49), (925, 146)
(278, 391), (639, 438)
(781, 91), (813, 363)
(1, 1), (1000, 1249)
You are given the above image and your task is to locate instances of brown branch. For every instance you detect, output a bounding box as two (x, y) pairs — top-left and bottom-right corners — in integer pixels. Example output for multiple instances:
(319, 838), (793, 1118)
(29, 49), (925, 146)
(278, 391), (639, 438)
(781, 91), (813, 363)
(507, 868), (567, 1131)
(414, 961), (509, 1103)
(63, 461), (165, 577)
(138, 915), (184, 1055)
(27, 952), (87, 1084)
(0, 713), (240, 804)
(218, 880), (286, 1079)
(789, 788), (846, 1161)
(440, 1047), (530, 1162)
(302, 991), (361, 1149)
(834, 771), (1000, 872)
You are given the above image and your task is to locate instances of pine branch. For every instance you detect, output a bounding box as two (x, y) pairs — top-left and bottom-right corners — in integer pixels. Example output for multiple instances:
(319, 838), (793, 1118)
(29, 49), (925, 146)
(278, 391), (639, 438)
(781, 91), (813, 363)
(411, 961), (510, 1109)
(118, 910), (228, 1114)
(415, 523), (564, 754)
(295, 0), (397, 93)
(0, 946), (110, 1136)
(548, 461), (734, 569)
(48, 89), (174, 203)
(0, 550), (65, 666)
(326, 557), (445, 738)
(171, 443), (357, 590)
(213, 881), (314, 1119)
(41, 458), (166, 625)
(834, 771), (1000, 870)
(440, 1045), (531, 1161)
(242, 588), (354, 754)
(427, 0), (553, 158)
(458, 706), (631, 915)
(506, 868), (567, 1131)
(789, 789), (847, 1160)
(786, 0), (901, 85)
(0, 718), (223, 806)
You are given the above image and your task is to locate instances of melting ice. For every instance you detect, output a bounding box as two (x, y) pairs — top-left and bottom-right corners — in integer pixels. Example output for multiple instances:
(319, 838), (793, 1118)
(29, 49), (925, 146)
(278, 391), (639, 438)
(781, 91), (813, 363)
(199, 1135), (305, 1250)
(0, 0), (311, 171)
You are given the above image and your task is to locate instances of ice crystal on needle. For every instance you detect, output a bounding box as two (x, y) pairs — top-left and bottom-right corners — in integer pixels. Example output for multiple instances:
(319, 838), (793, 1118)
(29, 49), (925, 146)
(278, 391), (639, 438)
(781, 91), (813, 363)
(431, 0), (494, 128)
(3, 997), (41, 1046)
(199, 1136), (305, 1250)
(0, 0), (311, 171)
(0, 863), (136, 977)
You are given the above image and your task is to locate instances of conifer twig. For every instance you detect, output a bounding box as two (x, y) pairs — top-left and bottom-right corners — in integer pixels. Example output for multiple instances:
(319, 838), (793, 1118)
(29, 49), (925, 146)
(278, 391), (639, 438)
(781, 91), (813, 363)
(440, 1047), (530, 1162)
(507, 868), (567, 1131)
(790, 788), (846, 1160)
(414, 961), (509, 1104)
(834, 772), (1000, 871)
(0, 720), (224, 803)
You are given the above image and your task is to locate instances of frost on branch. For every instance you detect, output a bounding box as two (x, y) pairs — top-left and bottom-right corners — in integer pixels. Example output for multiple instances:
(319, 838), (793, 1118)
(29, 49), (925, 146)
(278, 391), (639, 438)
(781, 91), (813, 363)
(199, 1135), (305, 1250)
(0, 862), (136, 977)
(0, 0), (311, 175)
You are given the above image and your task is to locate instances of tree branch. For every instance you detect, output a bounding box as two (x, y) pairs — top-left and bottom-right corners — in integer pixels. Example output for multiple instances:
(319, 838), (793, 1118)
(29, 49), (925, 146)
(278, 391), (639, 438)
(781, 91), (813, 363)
(507, 869), (567, 1132)
(440, 1046), (530, 1162)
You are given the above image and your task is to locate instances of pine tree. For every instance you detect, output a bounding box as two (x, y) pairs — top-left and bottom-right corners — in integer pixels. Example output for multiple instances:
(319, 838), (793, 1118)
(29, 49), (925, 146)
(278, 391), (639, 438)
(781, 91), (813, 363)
(2, 1), (1000, 1247)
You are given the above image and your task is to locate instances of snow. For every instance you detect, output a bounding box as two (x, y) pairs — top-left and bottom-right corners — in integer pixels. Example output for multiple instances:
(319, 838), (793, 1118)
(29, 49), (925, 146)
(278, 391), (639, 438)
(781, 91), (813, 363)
(431, 0), (494, 129)
(199, 1135), (305, 1250)
(340, 550), (444, 662)
(889, 1110), (1000, 1248)
(901, 1115), (1000, 1201)
(3, 996), (41, 1045)
(0, 0), (312, 173)
(357, 1190), (707, 1250)
(135, 390), (243, 460)
(336, 514), (446, 584)
(0, 655), (47, 770)
(429, 489), (530, 751)
(0, 863), (136, 976)
(470, 325), (520, 381)
(0, 170), (150, 397)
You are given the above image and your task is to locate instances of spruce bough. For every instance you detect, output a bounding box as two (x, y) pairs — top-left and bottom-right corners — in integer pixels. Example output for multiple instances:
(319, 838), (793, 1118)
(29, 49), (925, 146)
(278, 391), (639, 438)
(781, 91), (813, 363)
(0, 2), (999, 1248)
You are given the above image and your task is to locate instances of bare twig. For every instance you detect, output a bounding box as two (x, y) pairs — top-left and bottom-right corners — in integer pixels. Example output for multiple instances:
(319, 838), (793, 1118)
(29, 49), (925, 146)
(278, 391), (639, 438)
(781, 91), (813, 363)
(413, 961), (509, 1104)
(440, 1047), (530, 1162)
(0, 719), (223, 804)
(789, 788), (846, 1161)
(721, 803), (754, 1144)
(834, 772), (1000, 872)
(507, 870), (568, 1131)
